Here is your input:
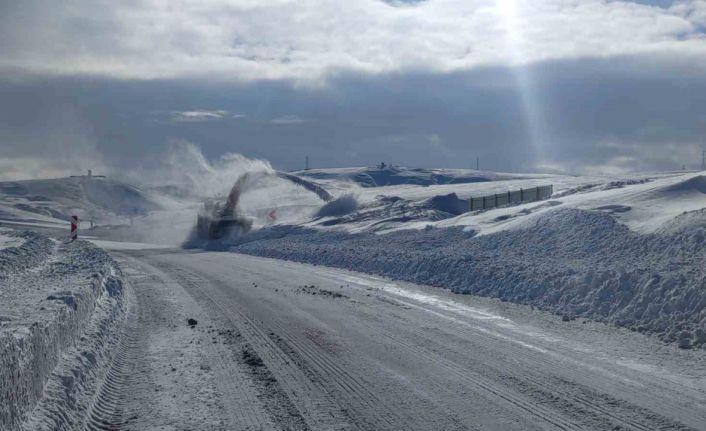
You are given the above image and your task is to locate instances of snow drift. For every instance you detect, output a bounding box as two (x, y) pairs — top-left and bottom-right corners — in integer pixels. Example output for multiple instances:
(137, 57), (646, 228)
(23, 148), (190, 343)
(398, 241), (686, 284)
(316, 194), (359, 218)
(663, 175), (706, 194)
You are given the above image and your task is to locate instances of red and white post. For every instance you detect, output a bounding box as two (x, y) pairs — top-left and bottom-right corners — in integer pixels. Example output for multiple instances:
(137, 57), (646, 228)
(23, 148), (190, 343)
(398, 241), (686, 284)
(70, 215), (79, 241)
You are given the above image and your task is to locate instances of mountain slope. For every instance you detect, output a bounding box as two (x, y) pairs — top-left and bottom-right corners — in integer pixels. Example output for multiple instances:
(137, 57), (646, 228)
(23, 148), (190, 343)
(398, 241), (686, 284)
(0, 176), (161, 226)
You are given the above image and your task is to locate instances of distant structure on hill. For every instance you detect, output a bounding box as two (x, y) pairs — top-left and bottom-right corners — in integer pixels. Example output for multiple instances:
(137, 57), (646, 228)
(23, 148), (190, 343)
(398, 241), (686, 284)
(70, 169), (105, 178)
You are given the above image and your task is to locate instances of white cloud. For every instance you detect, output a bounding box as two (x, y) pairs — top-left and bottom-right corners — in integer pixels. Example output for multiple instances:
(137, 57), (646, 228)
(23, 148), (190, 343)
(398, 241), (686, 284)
(534, 138), (705, 175)
(171, 110), (231, 122)
(1, 0), (705, 82)
(270, 115), (308, 124)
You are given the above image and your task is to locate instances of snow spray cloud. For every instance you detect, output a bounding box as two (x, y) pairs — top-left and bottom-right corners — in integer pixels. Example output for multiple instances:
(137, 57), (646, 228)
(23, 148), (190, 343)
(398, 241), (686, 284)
(108, 141), (276, 245)
(125, 142), (331, 243)
(130, 140), (274, 200)
(135, 141), (331, 219)
(223, 171), (334, 227)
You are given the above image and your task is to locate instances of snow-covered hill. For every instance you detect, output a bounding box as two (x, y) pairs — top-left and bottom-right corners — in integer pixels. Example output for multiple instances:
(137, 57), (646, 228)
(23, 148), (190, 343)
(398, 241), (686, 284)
(0, 175), (161, 228)
(288, 169), (686, 234)
(294, 165), (551, 188)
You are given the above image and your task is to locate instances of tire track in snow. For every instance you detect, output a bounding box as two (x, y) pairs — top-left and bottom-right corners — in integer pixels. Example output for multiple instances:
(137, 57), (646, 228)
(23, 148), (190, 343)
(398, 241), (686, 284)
(161, 264), (348, 431)
(178, 260), (471, 431)
(82, 281), (138, 431)
(347, 282), (696, 431)
(332, 271), (701, 430)
(114, 254), (275, 431)
(117, 249), (706, 431)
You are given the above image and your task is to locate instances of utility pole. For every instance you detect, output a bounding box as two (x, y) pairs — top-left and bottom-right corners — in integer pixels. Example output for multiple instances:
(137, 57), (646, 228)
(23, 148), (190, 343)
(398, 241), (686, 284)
(476, 157), (479, 171)
(305, 155), (310, 171)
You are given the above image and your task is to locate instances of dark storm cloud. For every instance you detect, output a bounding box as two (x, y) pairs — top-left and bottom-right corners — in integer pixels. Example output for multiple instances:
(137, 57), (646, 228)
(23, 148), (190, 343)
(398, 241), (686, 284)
(2, 54), (705, 176)
(1, 0), (705, 177)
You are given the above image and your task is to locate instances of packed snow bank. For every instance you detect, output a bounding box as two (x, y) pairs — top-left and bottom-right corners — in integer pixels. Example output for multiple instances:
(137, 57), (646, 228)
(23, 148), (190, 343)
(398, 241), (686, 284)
(230, 207), (706, 348)
(0, 229), (27, 250)
(0, 231), (54, 272)
(0, 232), (126, 430)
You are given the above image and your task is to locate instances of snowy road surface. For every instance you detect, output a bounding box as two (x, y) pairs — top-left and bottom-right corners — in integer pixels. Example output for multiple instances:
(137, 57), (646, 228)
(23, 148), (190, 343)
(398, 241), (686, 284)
(109, 247), (706, 431)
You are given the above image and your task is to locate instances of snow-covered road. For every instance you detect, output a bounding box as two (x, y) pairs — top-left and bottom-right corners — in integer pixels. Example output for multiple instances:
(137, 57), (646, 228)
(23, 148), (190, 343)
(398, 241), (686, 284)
(106, 247), (706, 431)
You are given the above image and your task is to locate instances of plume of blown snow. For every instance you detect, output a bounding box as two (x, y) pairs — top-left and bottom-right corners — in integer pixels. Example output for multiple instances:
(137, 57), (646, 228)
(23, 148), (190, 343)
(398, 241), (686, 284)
(130, 140), (273, 200)
(115, 141), (275, 245)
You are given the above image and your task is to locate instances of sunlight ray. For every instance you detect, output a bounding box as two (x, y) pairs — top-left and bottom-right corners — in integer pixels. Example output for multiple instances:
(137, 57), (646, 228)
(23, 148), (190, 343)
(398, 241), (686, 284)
(495, 0), (549, 167)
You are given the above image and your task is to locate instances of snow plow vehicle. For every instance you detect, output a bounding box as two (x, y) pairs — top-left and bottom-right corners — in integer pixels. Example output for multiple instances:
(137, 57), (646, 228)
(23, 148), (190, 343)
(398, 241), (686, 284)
(196, 171), (332, 240)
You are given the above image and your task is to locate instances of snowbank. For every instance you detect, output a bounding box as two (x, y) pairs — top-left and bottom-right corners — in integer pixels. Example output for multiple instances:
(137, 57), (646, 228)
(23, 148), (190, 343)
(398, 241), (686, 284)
(0, 231), (53, 274)
(0, 231), (25, 250)
(315, 194), (359, 218)
(232, 207), (706, 348)
(0, 232), (126, 430)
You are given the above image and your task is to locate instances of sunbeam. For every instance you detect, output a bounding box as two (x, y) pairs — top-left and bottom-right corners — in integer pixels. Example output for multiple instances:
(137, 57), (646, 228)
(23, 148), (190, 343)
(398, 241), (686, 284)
(495, 0), (550, 168)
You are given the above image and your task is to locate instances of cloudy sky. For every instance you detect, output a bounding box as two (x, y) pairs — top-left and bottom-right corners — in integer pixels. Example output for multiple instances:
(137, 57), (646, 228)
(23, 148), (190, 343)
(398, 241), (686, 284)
(1, 0), (705, 179)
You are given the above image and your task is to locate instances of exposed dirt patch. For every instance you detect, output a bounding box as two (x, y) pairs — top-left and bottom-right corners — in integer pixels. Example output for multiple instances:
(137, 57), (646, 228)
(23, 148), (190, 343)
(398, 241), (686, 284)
(296, 284), (349, 299)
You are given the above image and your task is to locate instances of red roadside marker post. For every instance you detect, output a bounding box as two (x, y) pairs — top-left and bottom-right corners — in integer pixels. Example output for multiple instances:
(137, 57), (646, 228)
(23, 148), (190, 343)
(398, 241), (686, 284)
(70, 215), (78, 241)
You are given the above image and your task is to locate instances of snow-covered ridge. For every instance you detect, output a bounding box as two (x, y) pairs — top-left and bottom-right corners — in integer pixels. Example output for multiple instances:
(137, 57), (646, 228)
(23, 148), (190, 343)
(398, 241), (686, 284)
(0, 176), (160, 227)
(294, 165), (548, 188)
(297, 171), (699, 235)
(0, 233), (127, 430)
